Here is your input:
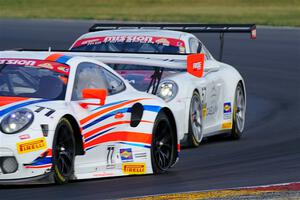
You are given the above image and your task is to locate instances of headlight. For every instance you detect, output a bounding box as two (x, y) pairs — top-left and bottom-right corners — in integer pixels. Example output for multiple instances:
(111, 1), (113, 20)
(157, 80), (178, 102)
(0, 108), (34, 134)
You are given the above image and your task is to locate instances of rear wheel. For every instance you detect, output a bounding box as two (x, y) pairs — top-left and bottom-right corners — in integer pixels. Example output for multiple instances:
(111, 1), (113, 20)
(151, 112), (176, 174)
(52, 118), (75, 184)
(231, 82), (246, 139)
(186, 91), (203, 147)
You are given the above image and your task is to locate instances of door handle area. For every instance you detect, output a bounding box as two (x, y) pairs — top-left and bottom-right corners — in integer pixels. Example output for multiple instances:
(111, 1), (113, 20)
(114, 112), (124, 119)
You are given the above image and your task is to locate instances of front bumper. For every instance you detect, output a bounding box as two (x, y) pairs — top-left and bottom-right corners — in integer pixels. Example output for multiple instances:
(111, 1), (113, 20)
(0, 129), (55, 181)
(0, 172), (54, 185)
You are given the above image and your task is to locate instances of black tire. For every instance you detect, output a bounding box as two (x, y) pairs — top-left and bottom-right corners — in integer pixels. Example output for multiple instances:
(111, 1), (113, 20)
(230, 82), (246, 139)
(186, 91), (203, 147)
(52, 118), (75, 184)
(151, 111), (176, 174)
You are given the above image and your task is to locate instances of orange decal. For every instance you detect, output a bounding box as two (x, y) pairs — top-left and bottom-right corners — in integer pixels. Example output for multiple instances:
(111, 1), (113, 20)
(84, 131), (152, 149)
(0, 97), (28, 107)
(114, 112), (124, 119)
(45, 53), (63, 62)
(80, 98), (151, 125)
(187, 53), (205, 78)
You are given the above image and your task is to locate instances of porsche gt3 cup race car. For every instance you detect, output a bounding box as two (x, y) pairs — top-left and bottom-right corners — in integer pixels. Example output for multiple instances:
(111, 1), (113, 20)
(68, 23), (255, 147)
(0, 51), (179, 184)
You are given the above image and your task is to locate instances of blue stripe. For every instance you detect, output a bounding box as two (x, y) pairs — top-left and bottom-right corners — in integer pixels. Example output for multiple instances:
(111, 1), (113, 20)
(85, 127), (115, 142)
(119, 142), (151, 149)
(56, 55), (72, 64)
(91, 100), (127, 112)
(0, 99), (50, 117)
(30, 157), (52, 166)
(143, 105), (161, 112)
(83, 107), (131, 130)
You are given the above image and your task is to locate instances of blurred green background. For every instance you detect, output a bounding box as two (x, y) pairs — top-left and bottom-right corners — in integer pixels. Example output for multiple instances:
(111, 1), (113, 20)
(0, 0), (299, 26)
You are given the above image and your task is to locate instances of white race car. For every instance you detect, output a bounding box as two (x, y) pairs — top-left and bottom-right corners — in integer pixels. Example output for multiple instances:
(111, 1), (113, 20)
(68, 24), (256, 147)
(0, 52), (179, 184)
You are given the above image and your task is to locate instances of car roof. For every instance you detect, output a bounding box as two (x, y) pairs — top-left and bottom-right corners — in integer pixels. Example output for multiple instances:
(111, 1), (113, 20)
(77, 29), (191, 40)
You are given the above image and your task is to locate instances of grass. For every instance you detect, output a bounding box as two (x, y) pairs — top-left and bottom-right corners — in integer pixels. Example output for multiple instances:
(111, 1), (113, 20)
(0, 0), (299, 26)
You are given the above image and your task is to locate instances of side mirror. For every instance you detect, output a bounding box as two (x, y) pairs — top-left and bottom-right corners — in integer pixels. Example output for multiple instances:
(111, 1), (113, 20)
(80, 88), (107, 108)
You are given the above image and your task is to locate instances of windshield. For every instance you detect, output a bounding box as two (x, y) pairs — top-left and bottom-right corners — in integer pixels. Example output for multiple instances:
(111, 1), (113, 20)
(108, 64), (184, 91)
(0, 59), (69, 100)
(71, 36), (186, 54)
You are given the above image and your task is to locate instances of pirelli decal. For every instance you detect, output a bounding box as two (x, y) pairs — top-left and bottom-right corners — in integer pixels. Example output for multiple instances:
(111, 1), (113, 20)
(122, 163), (146, 175)
(17, 138), (47, 154)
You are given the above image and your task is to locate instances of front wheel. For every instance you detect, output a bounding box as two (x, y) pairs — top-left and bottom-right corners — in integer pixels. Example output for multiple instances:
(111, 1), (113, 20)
(230, 82), (246, 139)
(151, 112), (176, 174)
(52, 118), (75, 184)
(186, 91), (203, 147)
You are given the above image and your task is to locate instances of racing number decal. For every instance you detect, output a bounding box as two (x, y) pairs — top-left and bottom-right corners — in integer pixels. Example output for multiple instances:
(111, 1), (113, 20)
(106, 145), (115, 169)
(35, 106), (56, 117)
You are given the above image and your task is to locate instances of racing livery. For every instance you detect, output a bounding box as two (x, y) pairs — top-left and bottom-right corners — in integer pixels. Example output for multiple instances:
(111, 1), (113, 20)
(0, 52), (179, 184)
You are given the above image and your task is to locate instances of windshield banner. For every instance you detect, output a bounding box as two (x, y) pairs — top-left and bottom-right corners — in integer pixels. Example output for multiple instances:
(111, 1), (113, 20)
(72, 36), (185, 49)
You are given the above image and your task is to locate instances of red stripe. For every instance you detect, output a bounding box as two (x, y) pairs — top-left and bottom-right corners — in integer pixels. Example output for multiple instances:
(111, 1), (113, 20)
(25, 164), (52, 169)
(84, 120), (131, 139)
(83, 120), (153, 139)
(80, 98), (151, 125)
(0, 97), (28, 107)
(84, 131), (152, 149)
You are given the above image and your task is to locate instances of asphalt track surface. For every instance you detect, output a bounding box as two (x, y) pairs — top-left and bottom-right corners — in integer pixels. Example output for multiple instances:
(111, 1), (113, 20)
(0, 19), (299, 200)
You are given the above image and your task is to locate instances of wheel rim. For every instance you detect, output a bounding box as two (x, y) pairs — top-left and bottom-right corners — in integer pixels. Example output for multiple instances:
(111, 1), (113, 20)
(153, 120), (173, 171)
(190, 95), (203, 143)
(54, 125), (74, 177)
(235, 86), (246, 132)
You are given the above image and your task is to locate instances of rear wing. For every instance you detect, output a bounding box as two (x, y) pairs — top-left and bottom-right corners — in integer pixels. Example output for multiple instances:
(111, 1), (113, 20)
(88, 23), (256, 61)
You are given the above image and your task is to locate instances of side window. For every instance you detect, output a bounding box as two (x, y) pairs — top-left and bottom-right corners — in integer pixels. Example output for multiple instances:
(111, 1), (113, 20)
(189, 38), (202, 53)
(72, 62), (108, 100)
(102, 68), (126, 95)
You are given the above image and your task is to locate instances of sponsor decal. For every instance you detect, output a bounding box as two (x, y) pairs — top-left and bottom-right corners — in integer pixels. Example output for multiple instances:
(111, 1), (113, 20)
(37, 63), (54, 70)
(57, 66), (69, 73)
(202, 106), (207, 119)
(104, 35), (153, 43)
(106, 145), (115, 169)
(224, 102), (232, 113)
(19, 134), (31, 140)
(179, 46), (186, 53)
(0, 58), (70, 75)
(222, 122), (232, 129)
(93, 172), (114, 177)
(155, 38), (170, 46)
(134, 152), (147, 159)
(223, 102), (232, 120)
(72, 36), (186, 48)
(17, 137), (47, 154)
(0, 59), (36, 66)
(122, 163), (146, 175)
(120, 148), (133, 162)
